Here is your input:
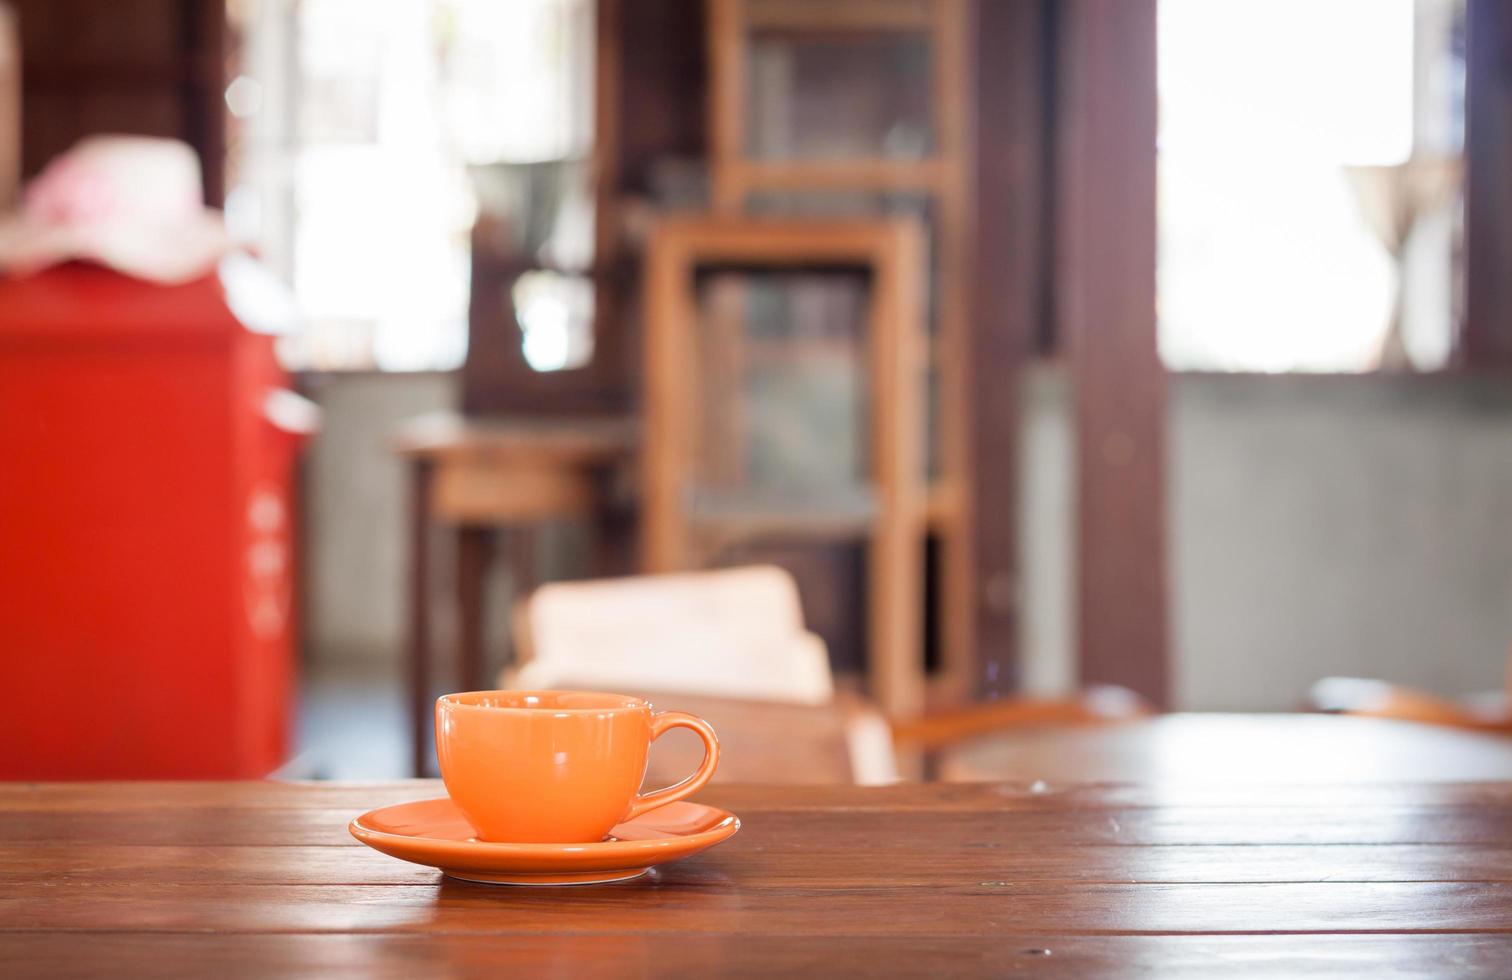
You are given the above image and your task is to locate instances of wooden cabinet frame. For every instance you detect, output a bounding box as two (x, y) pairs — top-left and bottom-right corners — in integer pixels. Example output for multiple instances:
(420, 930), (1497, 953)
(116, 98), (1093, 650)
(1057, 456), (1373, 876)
(640, 217), (928, 717)
(703, 0), (976, 703)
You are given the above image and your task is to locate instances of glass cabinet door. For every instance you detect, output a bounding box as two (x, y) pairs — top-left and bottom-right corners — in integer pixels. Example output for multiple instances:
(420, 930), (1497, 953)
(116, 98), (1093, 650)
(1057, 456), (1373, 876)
(688, 266), (874, 513)
(745, 28), (934, 161)
(743, 192), (939, 481)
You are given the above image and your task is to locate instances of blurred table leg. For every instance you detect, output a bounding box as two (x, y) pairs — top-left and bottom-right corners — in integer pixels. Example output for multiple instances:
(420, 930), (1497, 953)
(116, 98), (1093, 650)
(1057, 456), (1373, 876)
(408, 460), (434, 777)
(457, 525), (496, 696)
(501, 526), (537, 673)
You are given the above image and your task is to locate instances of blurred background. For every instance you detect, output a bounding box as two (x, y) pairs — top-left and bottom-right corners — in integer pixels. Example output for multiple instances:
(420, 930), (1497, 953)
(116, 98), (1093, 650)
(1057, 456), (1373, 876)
(3, 0), (1510, 782)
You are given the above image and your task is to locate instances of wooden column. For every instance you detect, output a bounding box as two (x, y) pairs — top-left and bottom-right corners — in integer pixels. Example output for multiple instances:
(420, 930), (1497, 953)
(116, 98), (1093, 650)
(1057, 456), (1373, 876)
(1053, 0), (1170, 706)
(1464, 0), (1512, 364)
(0, 4), (17, 209)
(970, 0), (1048, 698)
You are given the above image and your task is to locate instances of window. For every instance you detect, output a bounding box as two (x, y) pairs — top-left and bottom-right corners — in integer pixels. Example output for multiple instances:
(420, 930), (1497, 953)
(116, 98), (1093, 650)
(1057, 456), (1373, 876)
(1157, 0), (1466, 373)
(227, 0), (593, 371)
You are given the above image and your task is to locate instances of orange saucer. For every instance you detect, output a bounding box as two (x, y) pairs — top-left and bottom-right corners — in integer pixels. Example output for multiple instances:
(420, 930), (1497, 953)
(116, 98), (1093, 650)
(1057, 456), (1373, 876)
(349, 797), (740, 885)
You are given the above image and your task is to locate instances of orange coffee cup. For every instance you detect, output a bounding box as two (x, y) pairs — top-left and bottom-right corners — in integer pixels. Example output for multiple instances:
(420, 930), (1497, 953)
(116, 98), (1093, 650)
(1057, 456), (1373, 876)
(434, 690), (721, 843)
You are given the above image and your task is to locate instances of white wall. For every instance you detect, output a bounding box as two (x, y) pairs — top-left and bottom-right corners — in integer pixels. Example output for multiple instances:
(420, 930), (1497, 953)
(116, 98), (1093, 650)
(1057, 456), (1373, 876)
(301, 371), (583, 669)
(302, 371), (456, 663)
(1172, 372), (1512, 708)
(1019, 367), (1512, 709)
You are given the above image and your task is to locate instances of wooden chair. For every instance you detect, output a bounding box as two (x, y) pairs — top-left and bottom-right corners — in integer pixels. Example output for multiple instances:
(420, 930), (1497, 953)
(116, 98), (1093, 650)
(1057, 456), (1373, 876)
(505, 566), (1151, 783)
(1309, 657), (1512, 734)
(640, 217), (928, 721)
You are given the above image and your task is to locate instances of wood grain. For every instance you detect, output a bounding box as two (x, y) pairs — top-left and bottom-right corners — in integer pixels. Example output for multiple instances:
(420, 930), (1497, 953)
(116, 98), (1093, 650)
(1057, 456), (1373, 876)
(20, 772), (1512, 811)
(6, 933), (1512, 980)
(14, 841), (1512, 887)
(22, 772), (1512, 811)
(10, 801), (1512, 848)
(13, 771), (1512, 974)
(12, 880), (1512, 936)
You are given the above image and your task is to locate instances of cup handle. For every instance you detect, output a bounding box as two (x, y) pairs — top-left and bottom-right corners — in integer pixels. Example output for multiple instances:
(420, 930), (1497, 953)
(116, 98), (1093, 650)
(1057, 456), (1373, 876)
(623, 711), (721, 821)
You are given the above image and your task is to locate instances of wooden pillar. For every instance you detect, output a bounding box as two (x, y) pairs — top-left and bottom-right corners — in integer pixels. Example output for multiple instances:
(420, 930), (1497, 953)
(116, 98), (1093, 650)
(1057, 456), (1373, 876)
(1053, 0), (1170, 706)
(0, 4), (17, 210)
(1464, 0), (1512, 364)
(970, 0), (1048, 699)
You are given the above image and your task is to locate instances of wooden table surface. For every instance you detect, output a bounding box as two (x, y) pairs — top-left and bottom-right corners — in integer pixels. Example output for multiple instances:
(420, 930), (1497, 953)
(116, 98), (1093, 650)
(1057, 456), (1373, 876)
(9, 777), (1512, 977)
(943, 713), (1512, 783)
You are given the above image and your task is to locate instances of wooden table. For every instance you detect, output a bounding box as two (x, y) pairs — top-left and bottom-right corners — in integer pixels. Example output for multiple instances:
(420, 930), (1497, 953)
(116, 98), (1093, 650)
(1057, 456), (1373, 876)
(644, 705), (1512, 787)
(397, 413), (636, 775)
(942, 713), (1512, 783)
(10, 776), (1512, 976)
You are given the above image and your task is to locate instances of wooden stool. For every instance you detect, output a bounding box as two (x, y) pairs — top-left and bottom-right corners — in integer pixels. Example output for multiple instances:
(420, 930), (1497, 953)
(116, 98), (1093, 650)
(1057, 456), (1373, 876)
(396, 413), (635, 775)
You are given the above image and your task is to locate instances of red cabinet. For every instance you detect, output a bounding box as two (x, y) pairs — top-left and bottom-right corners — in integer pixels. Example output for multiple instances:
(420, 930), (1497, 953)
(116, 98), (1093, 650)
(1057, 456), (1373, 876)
(0, 264), (298, 778)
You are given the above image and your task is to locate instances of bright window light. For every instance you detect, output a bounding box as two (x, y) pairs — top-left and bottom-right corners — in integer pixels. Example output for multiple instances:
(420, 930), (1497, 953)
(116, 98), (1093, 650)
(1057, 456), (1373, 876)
(230, 0), (594, 372)
(512, 270), (595, 373)
(1158, 0), (1463, 373)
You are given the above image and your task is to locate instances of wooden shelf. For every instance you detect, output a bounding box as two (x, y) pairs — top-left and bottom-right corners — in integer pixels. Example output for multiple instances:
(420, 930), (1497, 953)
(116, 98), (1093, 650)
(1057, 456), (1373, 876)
(745, 0), (935, 33)
(723, 159), (946, 193)
(394, 412), (637, 462)
(686, 485), (955, 538)
(688, 488), (879, 542)
(925, 480), (960, 528)
(738, 338), (860, 368)
(692, 0), (979, 713)
(643, 216), (926, 716)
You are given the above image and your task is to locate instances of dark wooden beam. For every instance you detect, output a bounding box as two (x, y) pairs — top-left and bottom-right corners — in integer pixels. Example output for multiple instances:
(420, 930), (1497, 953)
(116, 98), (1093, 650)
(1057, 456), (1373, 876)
(970, 0), (1049, 698)
(11, 0), (227, 203)
(177, 0), (224, 206)
(1464, 0), (1512, 365)
(0, 5), (16, 209)
(1052, 0), (1169, 706)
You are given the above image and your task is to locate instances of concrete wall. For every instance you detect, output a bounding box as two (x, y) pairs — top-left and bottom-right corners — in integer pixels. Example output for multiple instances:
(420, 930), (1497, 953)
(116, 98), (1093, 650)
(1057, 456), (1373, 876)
(1019, 367), (1512, 709)
(304, 369), (1512, 709)
(302, 371), (456, 663)
(1171, 372), (1512, 709)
